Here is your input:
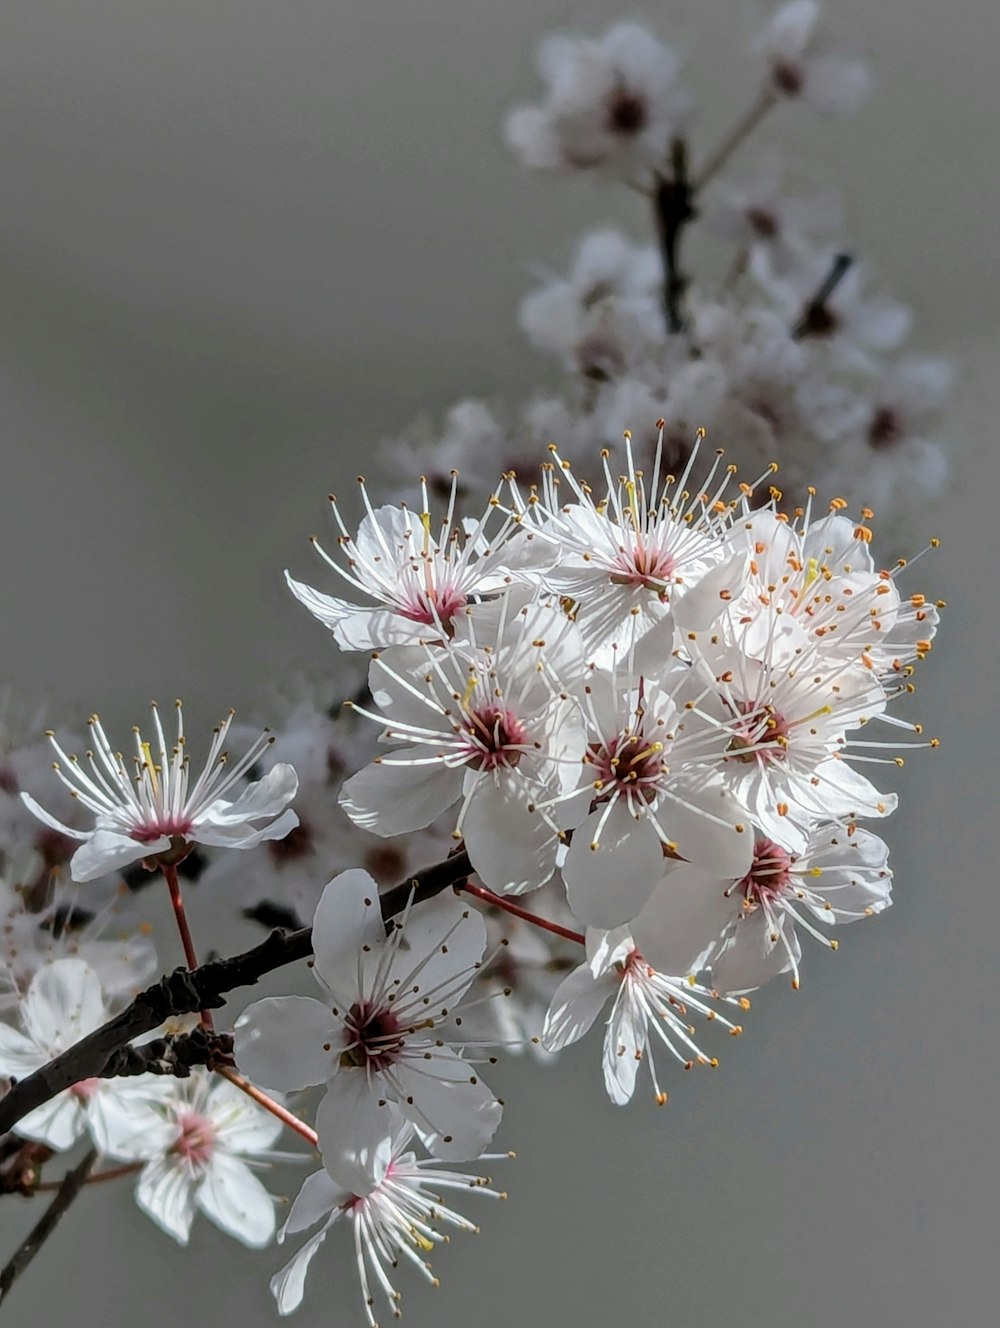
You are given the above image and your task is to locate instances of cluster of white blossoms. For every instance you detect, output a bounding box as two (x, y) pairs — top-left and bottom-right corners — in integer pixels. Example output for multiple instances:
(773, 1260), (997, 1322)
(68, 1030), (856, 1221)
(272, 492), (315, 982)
(377, 1), (953, 556)
(0, 5), (948, 1324)
(0, 423), (941, 1323)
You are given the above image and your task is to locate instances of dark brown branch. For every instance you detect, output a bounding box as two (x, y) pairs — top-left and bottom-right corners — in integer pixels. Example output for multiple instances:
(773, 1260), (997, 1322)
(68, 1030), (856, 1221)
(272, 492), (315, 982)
(98, 1027), (234, 1079)
(653, 137), (697, 335)
(0, 850), (472, 1139)
(0, 1146), (98, 1305)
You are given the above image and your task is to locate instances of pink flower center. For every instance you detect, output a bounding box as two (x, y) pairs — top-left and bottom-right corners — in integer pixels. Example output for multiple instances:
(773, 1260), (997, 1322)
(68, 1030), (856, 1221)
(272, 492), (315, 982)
(738, 838), (793, 906)
(461, 705), (528, 772)
(608, 542), (675, 595)
(70, 1077), (101, 1101)
(397, 583), (468, 630)
(173, 1111), (217, 1166)
(130, 817), (194, 846)
(342, 1002), (406, 1072)
(728, 702), (790, 764)
(590, 729), (666, 803)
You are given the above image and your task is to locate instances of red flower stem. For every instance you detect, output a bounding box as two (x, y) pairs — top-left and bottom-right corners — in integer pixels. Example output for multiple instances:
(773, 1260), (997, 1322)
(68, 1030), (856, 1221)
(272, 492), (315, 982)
(459, 881), (585, 946)
(215, 1067), (319, 1147)
(33, 1162), (142, 1193)
(161, 864), (214, 1029)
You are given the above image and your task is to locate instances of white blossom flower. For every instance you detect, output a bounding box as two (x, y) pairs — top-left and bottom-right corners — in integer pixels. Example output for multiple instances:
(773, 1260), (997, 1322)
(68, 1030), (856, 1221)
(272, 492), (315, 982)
(505, 23), (691, 176)
(752, 247), (911, 364)
(99, 1069), (288, 1248)
(692, 630), (896, 850)
(340, 590), (587, 894)
(540, 436), (754, 665)
(287, 476), (548, 653)
(519, 229), (664, 376)
(235, 871), (502, 1193)
(377, 400), (511, 504)
(753, 1), (872, 115)
(0, 957), (158, 1151)
(0, 867), (157, 1013)
(271, 1110), (505, 1322)
(21, 703), (299, 883)
(701, 150), (844, 266)
(556, 665), (754, 931)
(542, 926), (747, 1104)
(631, 825), (891, 991)
(724, 505), (940, 680)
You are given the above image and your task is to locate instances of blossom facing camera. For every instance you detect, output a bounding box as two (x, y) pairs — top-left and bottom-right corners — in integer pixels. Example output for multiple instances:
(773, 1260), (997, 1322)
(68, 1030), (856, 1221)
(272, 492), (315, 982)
(21, 702), (299, 882)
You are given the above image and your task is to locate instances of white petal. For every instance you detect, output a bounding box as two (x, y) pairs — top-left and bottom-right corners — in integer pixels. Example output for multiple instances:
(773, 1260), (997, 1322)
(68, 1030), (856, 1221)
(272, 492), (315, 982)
(22, 957), (106, 1049)
(71, 831), (160, 882)
(541, 962), (616, 1052)
(285, 572), (358, 635)
(310, 869), (385, 998)
(270, 1224), (334, 1315)
(340, 752), (460, 836)
(202, 763), (299, 826)
(632, 865), (737, 976)
(672, 551), (750, 635)
(234, 996), (341, 1092)
(196, 1152), (277, 1248)
(316, 1071), (397, 1195)
(86, 1080), (175, 1159)
(16, 1091), (87, 1151)
(204, 1076), (286, 1153)
(654, 777), (754, 877)
(136, 1156), (197, 1245)
(602, 989), (643, 1105)
(383, 891), (485, 1007)
(18, 792), (88, 840)
(564, 804), (664, 930)
(369, 649), (452, 731)
(197, 808), (300, 849)
(393, 1044), (502, 1161)
(711, 913), (801, 994)
(0, 1023), (45, 1078)
(462, 778), (558, 894)
(280, 1168), (346, 1239)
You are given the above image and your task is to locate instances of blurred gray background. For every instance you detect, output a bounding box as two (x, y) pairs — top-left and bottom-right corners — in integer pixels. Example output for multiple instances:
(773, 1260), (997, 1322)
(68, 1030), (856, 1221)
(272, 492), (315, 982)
(0, 2), (996, 1325)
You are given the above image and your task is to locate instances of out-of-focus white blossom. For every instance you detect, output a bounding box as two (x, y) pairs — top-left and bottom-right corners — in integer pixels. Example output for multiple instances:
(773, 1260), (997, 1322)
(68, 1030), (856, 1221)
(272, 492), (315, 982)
(752, 1), (872, 115)
(100, 1069), (289, 1247)
(505, 23), (691, 176)
(0, 958), (159, 1151)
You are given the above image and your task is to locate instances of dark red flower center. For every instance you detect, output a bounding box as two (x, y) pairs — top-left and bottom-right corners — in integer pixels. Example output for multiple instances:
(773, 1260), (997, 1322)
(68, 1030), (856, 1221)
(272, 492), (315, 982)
(342, 1002), (406, 1072)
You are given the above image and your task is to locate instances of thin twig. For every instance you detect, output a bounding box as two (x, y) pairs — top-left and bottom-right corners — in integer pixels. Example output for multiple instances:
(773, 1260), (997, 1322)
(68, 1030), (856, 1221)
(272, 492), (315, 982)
(692, 89), (777, 190)
(0, 1146), (98, 1306)
(32, 1161), (142, 1193)
(0, 849), (472, 1138)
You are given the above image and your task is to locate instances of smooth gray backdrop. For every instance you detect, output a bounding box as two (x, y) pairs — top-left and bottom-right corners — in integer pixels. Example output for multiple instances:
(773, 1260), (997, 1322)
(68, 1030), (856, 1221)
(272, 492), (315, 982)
(0, 3), (996, 1326)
